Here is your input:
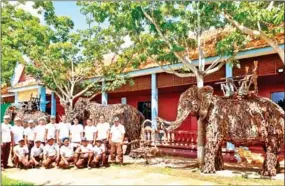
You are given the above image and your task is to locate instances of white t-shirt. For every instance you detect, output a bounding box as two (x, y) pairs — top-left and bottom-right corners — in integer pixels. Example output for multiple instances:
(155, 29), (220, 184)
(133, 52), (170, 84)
(2, 123), (12, 143)
(31, 144), (44, 157)
(93, 145), (105, 156)
(70, 124), (83, 143)
(24, 127), (35, 141)
(84, 125), (97, 141)
(34, 125), (46, 142)
(14, 145), (29, 157)
(96, 122), (110, 140)
(44, 143), (59, 157)
(12, 125), (25, 144)
(110, 124), (125, 143)
(60, 145), (74, 158)
(57, 122), (71, 140)
(45, 123), (57, 139)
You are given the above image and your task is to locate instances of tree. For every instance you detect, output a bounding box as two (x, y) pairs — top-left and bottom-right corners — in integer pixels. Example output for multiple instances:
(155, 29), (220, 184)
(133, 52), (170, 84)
(2, 1), (130, 121)
(77, 1), (246, 166)
(216, 1), (284, 64)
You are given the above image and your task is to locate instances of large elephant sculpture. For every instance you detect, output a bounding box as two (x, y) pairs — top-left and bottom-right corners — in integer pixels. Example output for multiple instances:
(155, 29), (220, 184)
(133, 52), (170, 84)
(157, 85), (284, 176)
(5, 105), (50, 123)
(73, 98), (145, 150)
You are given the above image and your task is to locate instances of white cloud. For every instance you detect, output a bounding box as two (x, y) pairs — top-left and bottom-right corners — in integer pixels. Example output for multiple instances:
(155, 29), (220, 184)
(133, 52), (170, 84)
(9, 1), (45, 24)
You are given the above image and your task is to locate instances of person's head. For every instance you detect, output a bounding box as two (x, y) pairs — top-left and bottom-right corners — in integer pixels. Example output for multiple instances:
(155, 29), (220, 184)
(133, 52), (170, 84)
(61, 115), (67, 123)
(23, 121), (28, 128)
(62, 137), (70, 146)
(114, 117), (120, 126)
(38, 117), (46, 125)
(81, 137), (87, 146)
(3, 115), (10, 124)
(86, 119), (92, 126)
(47, 137), (55, 145)
(50, 116), (56, 123)
(95, 140), (102, 147)
(99, 115), (105, 123)
(14, 117), (22, 126)
(19, 139), (25, 147)
(28, 120), (35, 128)
(73, 118), (79, 125)
(35, 140), (42, 148)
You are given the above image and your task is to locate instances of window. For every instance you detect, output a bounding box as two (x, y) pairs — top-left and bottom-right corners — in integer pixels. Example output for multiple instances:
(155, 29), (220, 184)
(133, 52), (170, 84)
(271, 92), (285, 110)
(137, 101), (151, 120)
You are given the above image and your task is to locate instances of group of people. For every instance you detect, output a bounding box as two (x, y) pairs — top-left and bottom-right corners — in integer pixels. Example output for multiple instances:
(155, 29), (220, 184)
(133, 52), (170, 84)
(1, 114), (126, 170)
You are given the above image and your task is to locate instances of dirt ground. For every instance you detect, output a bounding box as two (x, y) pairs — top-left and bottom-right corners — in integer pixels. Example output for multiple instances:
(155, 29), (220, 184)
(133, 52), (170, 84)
(3, 156), (284, 185)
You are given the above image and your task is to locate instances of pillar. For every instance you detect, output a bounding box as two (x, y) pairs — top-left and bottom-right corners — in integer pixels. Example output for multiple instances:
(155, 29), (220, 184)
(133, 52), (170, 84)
(151, 73), (158, 130)
(225, 63), (235, 151)
(51, 92), (56, 116)
(14, 92), (18, 104)
(38, 86), (46, 112)
(101, 80), (108, 105)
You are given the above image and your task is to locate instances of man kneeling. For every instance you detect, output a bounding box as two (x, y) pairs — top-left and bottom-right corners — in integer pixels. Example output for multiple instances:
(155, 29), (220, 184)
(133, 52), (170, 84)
(91, 140), (107, 168)
(74, 137), (93, 169)
(59, 137), (75, 169)
(29, 139), (44, 168)
(42, 136), (59, 168)
(13, 138), (30, 169)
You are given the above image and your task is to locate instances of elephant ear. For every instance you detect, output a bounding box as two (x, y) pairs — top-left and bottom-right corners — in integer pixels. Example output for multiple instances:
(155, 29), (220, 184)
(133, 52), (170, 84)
(198, 86), (214, 120)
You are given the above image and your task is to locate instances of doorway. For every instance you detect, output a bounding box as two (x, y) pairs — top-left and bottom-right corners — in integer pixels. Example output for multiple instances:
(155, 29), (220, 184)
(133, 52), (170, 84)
(137, 101), (151, 120)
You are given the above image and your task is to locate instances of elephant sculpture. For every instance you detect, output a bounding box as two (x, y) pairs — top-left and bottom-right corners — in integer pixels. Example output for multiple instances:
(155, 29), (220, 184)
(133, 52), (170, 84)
(157, 85), (284, 176)
(5, 105), (50, 123)
(73, 97), (145, 150)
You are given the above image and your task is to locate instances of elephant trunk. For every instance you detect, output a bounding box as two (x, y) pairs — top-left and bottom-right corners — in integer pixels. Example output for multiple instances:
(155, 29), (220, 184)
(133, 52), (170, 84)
(157, 106), (191, 131)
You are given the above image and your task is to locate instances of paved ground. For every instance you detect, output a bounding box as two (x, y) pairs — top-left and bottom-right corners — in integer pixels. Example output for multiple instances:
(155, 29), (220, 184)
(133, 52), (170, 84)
(3, 165), (215, 185)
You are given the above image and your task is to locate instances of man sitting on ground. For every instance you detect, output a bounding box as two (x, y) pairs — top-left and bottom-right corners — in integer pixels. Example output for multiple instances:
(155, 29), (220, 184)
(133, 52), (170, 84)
(74, 137), (93, 169)
(91, 140), (107, 168)
(42, 136), (59, 168)
(59, 137), (75, 169)
(29, 139), (44, 168)
(13, 138), (30, 169)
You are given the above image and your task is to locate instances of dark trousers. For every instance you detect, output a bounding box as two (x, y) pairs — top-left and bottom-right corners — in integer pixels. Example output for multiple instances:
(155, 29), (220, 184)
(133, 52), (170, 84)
(1, 142), (11, 168)
(102, 139), (109, 165)
(27, 141), (34, 159)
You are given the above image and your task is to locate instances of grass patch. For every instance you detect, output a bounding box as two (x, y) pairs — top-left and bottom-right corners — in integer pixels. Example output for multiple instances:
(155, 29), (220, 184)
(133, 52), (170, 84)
(1, 175), (34, 186)
(122, 164), (284, 185)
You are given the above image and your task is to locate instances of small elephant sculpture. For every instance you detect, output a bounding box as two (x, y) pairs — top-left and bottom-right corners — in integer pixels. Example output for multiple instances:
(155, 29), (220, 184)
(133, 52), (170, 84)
(157, 85), (284, 176)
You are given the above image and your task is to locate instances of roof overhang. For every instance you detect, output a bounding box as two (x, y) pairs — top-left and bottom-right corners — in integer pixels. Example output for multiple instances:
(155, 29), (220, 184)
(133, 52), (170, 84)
(8, 85), (41, 93)
(1, 93), (15, 98)
(90, 44), (284, 81)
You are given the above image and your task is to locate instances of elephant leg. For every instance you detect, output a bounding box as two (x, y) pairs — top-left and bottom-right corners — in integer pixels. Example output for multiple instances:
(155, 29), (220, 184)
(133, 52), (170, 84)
(215, 147), (224, 171)
(261, 139), (278, 176)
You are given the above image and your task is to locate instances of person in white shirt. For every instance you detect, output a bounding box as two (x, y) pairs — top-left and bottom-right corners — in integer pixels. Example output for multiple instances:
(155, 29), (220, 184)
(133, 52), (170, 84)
(110, 117), (125, 164)
(45, 116), (57, 142)
(34, 117), (47, 145)
(84, 119), (97, 145)
(12, 117), (25, 145)
(13, 138), (30, 169)
(59, 137), (75, 169)
(91, 140), (107, 168)
(56, 115), (71, 145)
(24, 120), (36, 159)
(42, 136), (60, 168)
(96, 115), (110, 164)
(29, 139), (44, 168)
(1, 115), (14, 169)
(70, 118), (83, 147)
(74, 137), (93, 169)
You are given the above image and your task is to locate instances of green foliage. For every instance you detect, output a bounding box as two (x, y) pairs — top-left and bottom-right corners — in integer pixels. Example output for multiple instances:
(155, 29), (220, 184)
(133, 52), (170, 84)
(2, 175), (34, 186)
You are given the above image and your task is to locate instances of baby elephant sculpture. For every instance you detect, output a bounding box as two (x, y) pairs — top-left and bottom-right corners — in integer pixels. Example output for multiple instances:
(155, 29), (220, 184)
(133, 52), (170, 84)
(157, 85), (284, 176)
(73, 98), (145, 150)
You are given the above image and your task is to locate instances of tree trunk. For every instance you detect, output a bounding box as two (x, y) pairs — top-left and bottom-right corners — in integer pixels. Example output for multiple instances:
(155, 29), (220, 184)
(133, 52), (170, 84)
(196, 75), (205, 168)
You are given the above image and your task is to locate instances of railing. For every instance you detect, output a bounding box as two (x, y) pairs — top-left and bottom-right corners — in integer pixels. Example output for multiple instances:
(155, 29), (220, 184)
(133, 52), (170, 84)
(141, 126), (198, 150)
